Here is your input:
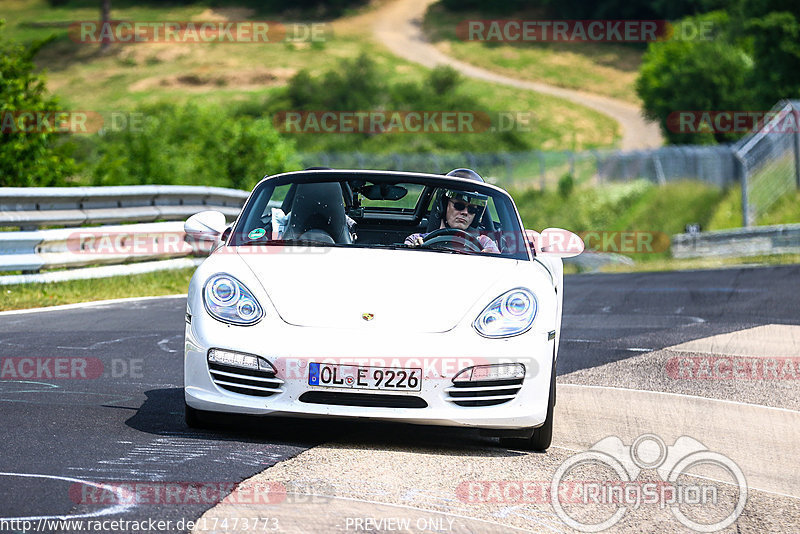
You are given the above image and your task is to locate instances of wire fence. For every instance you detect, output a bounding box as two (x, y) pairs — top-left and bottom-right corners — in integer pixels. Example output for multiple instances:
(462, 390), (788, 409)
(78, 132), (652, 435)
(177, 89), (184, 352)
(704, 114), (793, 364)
(298, 100), (799, 226)
(298, 145), (739, 191)
(734, 100), (800, 227)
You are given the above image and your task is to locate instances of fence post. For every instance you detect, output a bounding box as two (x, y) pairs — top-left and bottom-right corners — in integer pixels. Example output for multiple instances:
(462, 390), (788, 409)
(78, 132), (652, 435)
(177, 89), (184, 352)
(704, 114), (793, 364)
(794, 120), (800, 190)
(654, 152), (666, 185)
(736, 152), (752, 227)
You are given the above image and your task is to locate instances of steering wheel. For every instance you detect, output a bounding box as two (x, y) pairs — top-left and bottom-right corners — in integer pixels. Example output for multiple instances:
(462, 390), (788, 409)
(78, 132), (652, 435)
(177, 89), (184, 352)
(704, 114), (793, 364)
(421, 228), (483, 253)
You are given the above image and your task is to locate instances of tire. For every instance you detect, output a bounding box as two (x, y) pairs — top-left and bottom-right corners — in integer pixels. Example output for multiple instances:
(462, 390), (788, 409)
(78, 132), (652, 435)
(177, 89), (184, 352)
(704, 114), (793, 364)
(500, 360), (556, 452)
(184, 401), (209, 429)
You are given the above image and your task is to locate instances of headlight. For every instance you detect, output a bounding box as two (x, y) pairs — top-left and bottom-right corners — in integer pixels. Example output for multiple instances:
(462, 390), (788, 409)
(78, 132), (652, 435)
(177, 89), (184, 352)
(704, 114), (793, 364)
(473, 288), (537, 338)
(203, 274), (263, 325)
(208, 349), (275, 372)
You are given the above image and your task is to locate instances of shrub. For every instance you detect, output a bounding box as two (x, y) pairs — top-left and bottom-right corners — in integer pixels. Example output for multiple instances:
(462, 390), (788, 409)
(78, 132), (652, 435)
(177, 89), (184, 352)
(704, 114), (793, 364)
(86, 103), (296, 189)
(0, 23), (76, 186)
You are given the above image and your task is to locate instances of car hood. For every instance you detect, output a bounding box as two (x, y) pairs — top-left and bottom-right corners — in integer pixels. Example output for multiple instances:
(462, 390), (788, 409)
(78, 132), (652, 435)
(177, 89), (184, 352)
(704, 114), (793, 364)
(236, 247), (522, 333)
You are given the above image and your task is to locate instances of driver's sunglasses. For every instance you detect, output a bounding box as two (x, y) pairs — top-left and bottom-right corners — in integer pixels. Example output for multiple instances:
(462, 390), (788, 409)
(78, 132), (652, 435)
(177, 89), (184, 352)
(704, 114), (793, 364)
(450, 200), (482, 215)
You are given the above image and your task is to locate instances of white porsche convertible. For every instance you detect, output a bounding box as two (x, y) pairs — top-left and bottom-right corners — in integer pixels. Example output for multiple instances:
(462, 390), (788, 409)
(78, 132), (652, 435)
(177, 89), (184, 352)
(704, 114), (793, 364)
(183, 168), (582, 451)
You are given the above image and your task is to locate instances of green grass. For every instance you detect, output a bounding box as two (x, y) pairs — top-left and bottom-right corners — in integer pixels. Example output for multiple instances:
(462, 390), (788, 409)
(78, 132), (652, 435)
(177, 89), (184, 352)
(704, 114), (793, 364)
(0, 267), (193, 311)
(422, 3), (644, 103)
(511, 179), (800, 263)
(585, 253), (800, 274)
(2, 0), (619, 151)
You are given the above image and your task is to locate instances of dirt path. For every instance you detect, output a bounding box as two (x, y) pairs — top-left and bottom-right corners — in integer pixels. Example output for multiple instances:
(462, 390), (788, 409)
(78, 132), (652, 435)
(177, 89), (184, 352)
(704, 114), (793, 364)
(372, 0), (663, 150)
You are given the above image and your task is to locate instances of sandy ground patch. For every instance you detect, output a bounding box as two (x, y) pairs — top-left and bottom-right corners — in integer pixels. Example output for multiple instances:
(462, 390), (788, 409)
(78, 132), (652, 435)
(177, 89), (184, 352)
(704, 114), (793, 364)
(129, 68), (296, 92)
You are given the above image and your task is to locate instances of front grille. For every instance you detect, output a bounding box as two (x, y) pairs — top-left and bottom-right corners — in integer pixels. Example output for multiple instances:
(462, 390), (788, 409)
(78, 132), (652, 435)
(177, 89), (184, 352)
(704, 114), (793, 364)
(208, 362), (283, 397)
(445, 377), (523, 407)
(299, 391), (428, 408)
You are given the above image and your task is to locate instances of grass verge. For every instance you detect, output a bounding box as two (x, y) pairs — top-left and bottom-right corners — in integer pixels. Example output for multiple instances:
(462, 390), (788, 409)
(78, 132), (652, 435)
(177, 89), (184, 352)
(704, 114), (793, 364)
(0, 267), (193, 311)
(3, 0), (619, 152)
(422, 3), (644, 103)
(573, 253), (800, 274)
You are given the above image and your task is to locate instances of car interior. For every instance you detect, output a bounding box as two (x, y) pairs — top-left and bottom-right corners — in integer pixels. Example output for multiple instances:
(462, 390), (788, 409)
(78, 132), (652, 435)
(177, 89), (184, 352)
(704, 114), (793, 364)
(233, 175), (524, 257)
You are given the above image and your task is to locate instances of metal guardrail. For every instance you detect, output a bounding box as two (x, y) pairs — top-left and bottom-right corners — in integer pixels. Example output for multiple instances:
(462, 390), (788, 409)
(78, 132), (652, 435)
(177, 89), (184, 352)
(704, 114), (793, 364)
(672, 224), (800, 259)
(0, 185), (249, 279)
(0, 185), (248, 229)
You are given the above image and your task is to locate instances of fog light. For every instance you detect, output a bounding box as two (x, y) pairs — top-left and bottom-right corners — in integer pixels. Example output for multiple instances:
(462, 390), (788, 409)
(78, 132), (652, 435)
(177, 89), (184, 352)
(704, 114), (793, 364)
(208, 349), (275, 372)
(453, 363), (525, 382)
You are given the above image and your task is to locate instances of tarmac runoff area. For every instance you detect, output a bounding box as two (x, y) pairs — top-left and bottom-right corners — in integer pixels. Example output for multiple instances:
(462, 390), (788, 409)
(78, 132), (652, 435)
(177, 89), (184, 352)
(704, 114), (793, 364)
(194, 325), (800, 533)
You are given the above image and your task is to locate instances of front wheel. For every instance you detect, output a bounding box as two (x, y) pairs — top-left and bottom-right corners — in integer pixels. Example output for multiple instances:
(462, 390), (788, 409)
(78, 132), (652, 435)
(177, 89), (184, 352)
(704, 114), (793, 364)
(500, 362), (556, 452)
(185, 401), (211, 429)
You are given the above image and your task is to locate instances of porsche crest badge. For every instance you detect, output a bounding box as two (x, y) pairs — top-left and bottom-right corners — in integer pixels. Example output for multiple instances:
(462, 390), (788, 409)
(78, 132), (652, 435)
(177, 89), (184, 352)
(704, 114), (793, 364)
(362, 313), (374, 321)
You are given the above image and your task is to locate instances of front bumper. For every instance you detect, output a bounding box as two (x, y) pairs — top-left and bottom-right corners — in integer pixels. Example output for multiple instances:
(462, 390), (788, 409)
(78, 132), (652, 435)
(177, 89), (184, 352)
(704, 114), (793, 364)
(184, 314), (556, 431)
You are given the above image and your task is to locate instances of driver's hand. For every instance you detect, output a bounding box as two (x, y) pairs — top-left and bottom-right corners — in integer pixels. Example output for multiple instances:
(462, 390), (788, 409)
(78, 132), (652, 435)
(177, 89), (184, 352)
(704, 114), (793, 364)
(414, 236), (424, 247)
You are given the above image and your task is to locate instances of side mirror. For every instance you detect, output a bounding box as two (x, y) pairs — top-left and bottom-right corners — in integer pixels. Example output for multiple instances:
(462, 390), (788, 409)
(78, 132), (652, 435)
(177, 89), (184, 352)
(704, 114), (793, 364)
(529, 228), (584, 258)
(184, 210), (227, 242)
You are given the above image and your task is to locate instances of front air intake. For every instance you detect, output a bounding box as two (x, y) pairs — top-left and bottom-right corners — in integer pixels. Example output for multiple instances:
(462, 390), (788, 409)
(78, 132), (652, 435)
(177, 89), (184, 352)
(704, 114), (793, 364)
(445, 378), (523, 407)
(208, 362), (283, 397)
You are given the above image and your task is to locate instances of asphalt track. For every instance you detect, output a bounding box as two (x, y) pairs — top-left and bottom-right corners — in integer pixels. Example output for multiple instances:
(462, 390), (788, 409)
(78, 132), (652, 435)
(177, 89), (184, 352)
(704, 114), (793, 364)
(0, 265), (798, 532)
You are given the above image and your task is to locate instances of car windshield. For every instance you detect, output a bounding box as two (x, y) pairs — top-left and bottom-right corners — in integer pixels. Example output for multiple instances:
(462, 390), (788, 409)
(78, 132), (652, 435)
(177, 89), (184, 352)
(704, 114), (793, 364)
(229, 171), (529, 260)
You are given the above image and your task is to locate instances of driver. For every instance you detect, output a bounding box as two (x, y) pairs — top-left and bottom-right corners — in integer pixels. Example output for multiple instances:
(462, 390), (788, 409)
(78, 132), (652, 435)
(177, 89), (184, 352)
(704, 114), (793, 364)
(405, 189), (499, 253)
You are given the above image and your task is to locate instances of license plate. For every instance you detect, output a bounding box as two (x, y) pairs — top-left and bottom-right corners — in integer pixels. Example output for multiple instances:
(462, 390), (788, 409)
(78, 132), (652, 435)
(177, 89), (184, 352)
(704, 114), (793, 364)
(308, 363), (422, 391)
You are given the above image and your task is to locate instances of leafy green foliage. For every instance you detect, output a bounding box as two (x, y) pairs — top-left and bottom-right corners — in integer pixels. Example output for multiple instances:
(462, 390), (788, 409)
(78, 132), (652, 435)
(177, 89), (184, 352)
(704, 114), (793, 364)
(0, 22), (76, 186)
(86, 103), (296, 189)
(557, 173), (575, 198)
(280, 54), (532, 153)
(438, 0), (733, 19)
(741, 7), (800, 109)
(636, 15), (754, 144)
(45, 0), (369, 18)
(637, 2), (800, 144)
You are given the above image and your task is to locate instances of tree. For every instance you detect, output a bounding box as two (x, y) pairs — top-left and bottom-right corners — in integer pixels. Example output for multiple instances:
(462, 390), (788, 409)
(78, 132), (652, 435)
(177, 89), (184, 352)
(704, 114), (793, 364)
(739, 0), (800, 107)
(0, 22), (76, 186)
(636, 16), (754, 144)
(100, 0), (111, 53)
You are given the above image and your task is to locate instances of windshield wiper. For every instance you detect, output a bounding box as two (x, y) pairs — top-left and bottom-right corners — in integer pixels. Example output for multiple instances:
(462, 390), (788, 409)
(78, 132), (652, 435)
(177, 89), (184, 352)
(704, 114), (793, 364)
(407, 245), (480, 256)
(238, 239), (337, 247)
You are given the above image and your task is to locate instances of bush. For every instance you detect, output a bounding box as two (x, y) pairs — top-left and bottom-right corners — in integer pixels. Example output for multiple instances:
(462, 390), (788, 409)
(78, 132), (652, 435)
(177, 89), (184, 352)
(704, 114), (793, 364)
(0, 22), (76, 186)
(557, 173), (575, 198)
(86, 103), (296, 189)
(636, 15), (754, 144)
(280, 55), (532, 153)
